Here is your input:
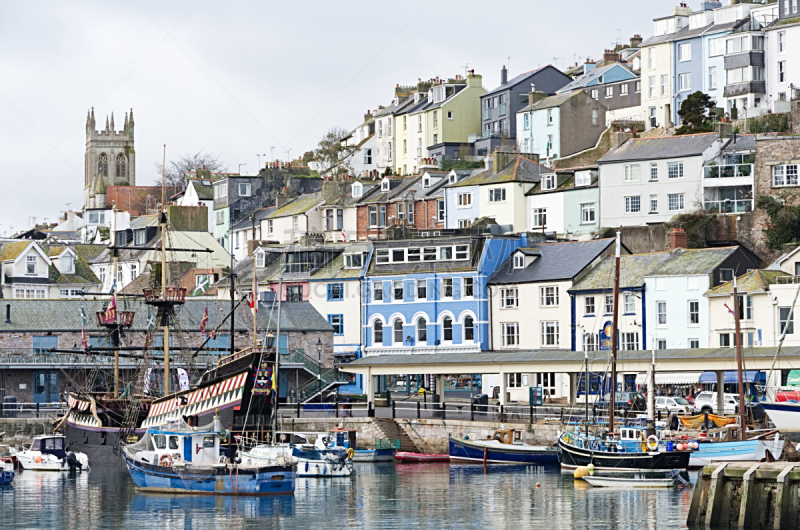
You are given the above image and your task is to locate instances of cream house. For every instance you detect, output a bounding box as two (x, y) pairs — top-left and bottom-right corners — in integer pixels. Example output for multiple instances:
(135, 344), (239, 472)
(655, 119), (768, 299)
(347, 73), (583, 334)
(260, 193), (325, 245)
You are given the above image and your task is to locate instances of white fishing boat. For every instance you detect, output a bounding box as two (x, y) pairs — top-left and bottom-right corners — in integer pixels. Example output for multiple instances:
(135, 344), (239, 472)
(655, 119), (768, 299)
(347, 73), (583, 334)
(240, 432), (353, 477)
(16, 435), (89, 472)
(689, 435), (784, 468)
(581, 474), (676, 488)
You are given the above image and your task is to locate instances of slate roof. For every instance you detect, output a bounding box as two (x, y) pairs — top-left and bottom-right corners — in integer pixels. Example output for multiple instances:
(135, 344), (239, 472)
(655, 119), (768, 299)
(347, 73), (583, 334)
(518, 90), (584, 113)
(72, 244), (107, 262)
(447, 157), (547, 188)
(484, 66), (548, 97)
(266, 193), (324, 218)
(598, 133), (719, 164)
(309, 241), (372, 281)
(646, 247), (739, 276)
(775, 16), (800, 27)
(526, 171), (598, 196)
(367, 235), (497, 275)
(569, 251), (674, 292)
(0, 241), (31, 261)
(556, 63), (636, 93)
(706, 270), (789, 296)
(0, 299), (332, 333)
(723, 134), (756, 151)
(188, 179), (215, 200)
(358, 177), (420, 204)
(231, 207), (275, 232)
(488, 239), (614, 285)
(639, 25), (690, 47)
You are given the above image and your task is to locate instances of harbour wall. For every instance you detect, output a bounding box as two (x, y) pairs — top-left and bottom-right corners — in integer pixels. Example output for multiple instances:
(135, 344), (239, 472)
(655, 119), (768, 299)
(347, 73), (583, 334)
(0, 418), (53, 445)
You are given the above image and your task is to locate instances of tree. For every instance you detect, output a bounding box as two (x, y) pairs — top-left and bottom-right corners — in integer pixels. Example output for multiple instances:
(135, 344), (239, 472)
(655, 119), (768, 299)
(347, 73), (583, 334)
(676, 91), (716, 135)
(757, 196), (800, 250)
(311, 127), (358, 179)
(153, 151), (227, 190)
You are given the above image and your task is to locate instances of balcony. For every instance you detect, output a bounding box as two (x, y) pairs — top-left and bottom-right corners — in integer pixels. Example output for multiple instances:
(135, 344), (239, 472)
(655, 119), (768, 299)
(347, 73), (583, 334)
(481, 129), (506, 139)
(498, 103), (507, 116)
(703, 199), (753, 214)
(723, 81), (766, 98)
(777, 276), (800, 285)
(482, 109), (491, 120)
(703, 163), (753, 180)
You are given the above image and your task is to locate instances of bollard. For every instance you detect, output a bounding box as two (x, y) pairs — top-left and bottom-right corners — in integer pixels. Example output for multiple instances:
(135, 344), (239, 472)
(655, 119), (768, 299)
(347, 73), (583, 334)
(442, 403), (446, 420)
(297, 401), (301, 418)
(36, 402), (40, 418)
(529, 406), (533, 425)
(335, 401), (339, 419)
(368, 401), (375, 418)
(417, 401), (421, 419)
(500, 405), (504, 422)
(392, 401), (396, 419)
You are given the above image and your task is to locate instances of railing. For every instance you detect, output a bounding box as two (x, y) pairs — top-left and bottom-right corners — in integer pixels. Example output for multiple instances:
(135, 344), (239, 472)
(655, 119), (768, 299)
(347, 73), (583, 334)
(498, 103), (507, 116)
(96, 310), (135, 326)
(0, 348), (220, 367)
(703, 199), (753, 214)
(482, 109), (490, 120)
(142, 287), (187, 303)
(777, 276), (800, 284)
(703, 163), (753, 179)
(481, 129), (505, 139)
(277, 401), (372, 419)
(0, 401), (68, 419)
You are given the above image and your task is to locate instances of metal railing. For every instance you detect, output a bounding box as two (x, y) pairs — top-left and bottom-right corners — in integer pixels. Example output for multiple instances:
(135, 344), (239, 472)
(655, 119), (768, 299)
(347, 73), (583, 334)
(0, 348), (221, 367)
(703, 163), (753, 179)
(498, 103), (507, 116)
(1, 401), (68, 419)
(703, 199), (753, 214)
(777, 276), (800, 284)
(277, 401), (372, 419)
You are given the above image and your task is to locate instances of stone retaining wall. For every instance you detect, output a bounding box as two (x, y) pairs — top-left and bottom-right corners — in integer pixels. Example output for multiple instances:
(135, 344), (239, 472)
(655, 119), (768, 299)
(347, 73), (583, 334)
(0, 418), (53, 446)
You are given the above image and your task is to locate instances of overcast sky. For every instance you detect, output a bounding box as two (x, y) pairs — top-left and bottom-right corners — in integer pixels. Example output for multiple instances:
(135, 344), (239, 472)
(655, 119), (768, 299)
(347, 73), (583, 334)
(0, 0), (680, 234)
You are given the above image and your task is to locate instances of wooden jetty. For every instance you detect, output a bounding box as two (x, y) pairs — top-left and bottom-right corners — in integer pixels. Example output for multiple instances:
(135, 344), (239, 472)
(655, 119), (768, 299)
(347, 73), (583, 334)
(687, 462), (800, 529)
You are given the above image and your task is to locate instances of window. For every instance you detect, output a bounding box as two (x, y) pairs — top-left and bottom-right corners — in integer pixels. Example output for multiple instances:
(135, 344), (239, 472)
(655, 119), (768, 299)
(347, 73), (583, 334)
(540, 286), (558, 307)
(657, 339), (667, 350)
(501, 288), (518, 309)
(374, 320), (383, 343)
(344, 253), (364, 269)
(379, 205), (386, 226)
(624, 164), (640, 182)
(625, 196), (641, 213)
(591, 89), (598, 100)
(689, 339), (700, 349)
(368, 206), (378, 226)
(215, 183), (227, 199)
(720, 269), (734, 282)
(98, 153), (108, 178)
(32, 335), (58, 354)
(26, 255), (37, 274)
(513, 254), (524, 269)
(437, 200), (445, 222)
(780, 307), (795, 335)
(424, 247), (436, 261)
(621, 332), (639, 351)
(393, 280), (403, 301)
(416, 279), (427, 300)
(433, 134), (438, 145)
(116, 153), (126, 177)
(583, 333), (599, 352)
(605, 295), (614, 314)
(547, 108), (553, 124)
(442, 317), (453, 341)
(391, 249), (406, 263)
(443, 278), (453, 298)
(293, 216), (299, 231)
(507, 373), (524, 388)
(407, 248), (420, 262)
(416, 318), (427, 342)
(439, 247), (453, 261)
(364, 148), (372, 164)
(373, 281), (383, 301)
(403, 140), (407, 155)
(130, 263), (138, 279)
(532, 208), (547, 228)
(502, 323), (519, 347)
(648, 76), (656, 97)
(636, 80), (641, 93)
(605, 86), (613, 98)
(581, 203), (595, 224)
(328, 314), (343, 335)
(778, 32), (786, 53)
(679, 43), (691, 62)
(624, 293), (636, 314)
(463, 277), (474, 297)
(215, 211), (224, 225)
(661, 75), (668, 96)
(657, 301), (667, 325)
(667, 162), (684, 180)
(523, 114), (530, 130)
(447, 111), (453, 119)
(433, 111), (438, 129)
(267, 219), (273, 235)
(668, 193), (685, 211)
(464, 316), (474, 341)
(620, 84), (629, 96)
(455, 245), (469, 260)
(393, 319), (403, 344)
(708, 66), (717, 91)
(727, 67), (748, 85)
(585, 296), (595, 315)
(489, 188), (506, 202)
(679, 73), (691, 92)
(542, 174), (556, 190)
(689, 301), (699, 325)
(648, 48), (655, 69)
(710, 37), (725, 57)
(286, 285), (303, 301)
(773, 165), (799, 187)
(738, 295), (753, 320)
(99, 267), (106, 284)
(650, 195), (658, 213)
(239, 182), (251, 196)
(327, 283), (344, 301)
(457, 193), (472, 207)
(592, 109), (598, 125)
(541, 321), (559, 347)
(575, 171), (591, 187)
(376, 249), (389, 264)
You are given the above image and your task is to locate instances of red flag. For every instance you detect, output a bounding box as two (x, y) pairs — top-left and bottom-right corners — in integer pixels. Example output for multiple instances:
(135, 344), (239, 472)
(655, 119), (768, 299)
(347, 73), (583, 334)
(249, 275), (259, 316)
(724, 303), (735, 316)
(200, 306), (209, 334)
(104, 295), (117, 324)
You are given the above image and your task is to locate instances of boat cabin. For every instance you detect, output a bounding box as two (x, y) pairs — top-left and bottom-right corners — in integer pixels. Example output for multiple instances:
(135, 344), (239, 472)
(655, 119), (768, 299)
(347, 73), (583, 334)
(29, 435), (67, 459)
(490, 429), (523, 445)
(138, 426), (223, 467)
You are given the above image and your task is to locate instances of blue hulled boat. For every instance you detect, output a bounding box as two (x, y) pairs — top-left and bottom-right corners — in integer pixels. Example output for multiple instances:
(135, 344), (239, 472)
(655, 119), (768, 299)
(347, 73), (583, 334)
(449, 429), (558, 464)
(122, 416), (295, 495)
(0, 462), (14, 485)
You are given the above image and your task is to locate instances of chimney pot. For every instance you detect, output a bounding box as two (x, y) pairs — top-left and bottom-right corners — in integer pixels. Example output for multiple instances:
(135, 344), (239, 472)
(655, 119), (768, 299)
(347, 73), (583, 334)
(669, 227), (688, 250)
(5, 303), (10, 324)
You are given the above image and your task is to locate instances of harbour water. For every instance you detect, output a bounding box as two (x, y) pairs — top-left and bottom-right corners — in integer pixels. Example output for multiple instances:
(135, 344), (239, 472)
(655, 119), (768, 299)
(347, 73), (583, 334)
(1, 463), (693, 529)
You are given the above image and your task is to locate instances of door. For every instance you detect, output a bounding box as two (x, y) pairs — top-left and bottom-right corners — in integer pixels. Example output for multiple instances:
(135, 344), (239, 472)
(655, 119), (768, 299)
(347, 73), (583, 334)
(33, 371), (59, 404)
(184, 436), (193, 463)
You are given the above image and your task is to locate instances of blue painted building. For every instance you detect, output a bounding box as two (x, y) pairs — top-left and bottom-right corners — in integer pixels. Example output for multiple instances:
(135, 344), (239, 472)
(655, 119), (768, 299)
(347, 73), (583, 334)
(673, 10), (715, 125)
(363, 234), (526, 356)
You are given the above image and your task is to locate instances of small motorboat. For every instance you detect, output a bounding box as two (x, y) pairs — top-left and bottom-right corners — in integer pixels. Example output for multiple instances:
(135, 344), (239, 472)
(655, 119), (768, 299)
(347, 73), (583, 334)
(688, 434), (783, 468)
(449, 429), (557, 464)
(0, 444), (18, 467)
(581, 474), (677, 488)
(242, 431), (353, 478)
(122, 415), (295, 495)
(16, 435), (89, 472)
(292, 446), (353, 477)
(0, 461), (14, 485)
(352, 439), (398, 463)
(395, 452), (449, 463)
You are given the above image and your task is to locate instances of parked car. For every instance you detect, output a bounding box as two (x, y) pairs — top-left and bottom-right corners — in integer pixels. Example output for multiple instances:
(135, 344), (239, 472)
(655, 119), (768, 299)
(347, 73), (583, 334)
(693, 392), (739, 415)
(654, 396), (692, 414)
(597, 391), (645, 412)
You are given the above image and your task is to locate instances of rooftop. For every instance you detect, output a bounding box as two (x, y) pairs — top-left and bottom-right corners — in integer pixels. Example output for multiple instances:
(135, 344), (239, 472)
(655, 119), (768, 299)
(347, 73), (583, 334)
(598, 133), (719, 164)
(488, 239), (614, 285)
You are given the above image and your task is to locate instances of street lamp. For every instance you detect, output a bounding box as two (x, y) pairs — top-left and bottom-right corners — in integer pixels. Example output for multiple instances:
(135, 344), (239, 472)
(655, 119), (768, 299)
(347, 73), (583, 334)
(316, 337), (323, 402)
(238, 163), (247, 176)
(266, 331), (275, 350)
(256, 154), (266, 171)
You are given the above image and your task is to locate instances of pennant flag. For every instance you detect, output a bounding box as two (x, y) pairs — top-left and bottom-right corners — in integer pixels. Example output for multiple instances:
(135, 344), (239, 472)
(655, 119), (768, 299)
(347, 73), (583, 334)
(200, 306), (209, 334)
(249, 275), (259, 316)
(80, 304), (89, 350)
(341, 229), (347, 242)
(108, 276), (117, 295)
(176, 368), (190, 391)
(724, 303), (735, 316)
(104, 295), (117, 323)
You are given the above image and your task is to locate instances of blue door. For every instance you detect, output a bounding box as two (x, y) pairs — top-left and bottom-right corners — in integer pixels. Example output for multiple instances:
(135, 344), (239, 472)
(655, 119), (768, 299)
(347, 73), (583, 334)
(33, 371), (59, 404)
(184, 437), (193, 463)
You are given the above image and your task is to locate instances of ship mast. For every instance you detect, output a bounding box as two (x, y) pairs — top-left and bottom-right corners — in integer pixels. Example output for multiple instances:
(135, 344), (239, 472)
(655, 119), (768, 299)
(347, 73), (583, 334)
(609, 231), (621, 436)
(161, 145), (170, 396)
(732, 276), (747, 441)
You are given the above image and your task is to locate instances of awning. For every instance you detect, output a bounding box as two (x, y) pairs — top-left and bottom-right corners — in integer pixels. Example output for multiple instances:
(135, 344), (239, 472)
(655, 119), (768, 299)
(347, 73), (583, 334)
(787, 370), (800, 386)
(635, 372), (703, 386)
(699, 371), (762, 384)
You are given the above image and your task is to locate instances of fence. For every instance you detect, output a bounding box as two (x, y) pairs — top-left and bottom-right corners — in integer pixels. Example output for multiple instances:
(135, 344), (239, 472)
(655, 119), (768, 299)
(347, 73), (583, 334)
(1, 401), (67, 419)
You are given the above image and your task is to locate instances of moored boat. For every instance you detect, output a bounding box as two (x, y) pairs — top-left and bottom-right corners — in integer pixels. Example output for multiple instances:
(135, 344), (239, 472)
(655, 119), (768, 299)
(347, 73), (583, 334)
(395, 452), (449, 463)
(449, 429), (557, 464)
(581, 474), (677, 488)
(16, 435), (89, 472)
(762, 401), (800, 443)
(0, 444), (18, 467)
(352, 448), (396, 463)
(688, 435), (783, 468)
(0, 461), (14, 485)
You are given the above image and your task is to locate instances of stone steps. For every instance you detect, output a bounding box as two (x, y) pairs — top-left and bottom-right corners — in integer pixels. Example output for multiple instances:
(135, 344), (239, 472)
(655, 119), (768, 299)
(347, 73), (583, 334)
(372, 418), (422, 453)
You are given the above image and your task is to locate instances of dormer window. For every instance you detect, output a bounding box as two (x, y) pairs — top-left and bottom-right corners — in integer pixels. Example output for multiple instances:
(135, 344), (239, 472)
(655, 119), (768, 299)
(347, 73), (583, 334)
(60, 254), (74, 274)
(575, 171), (592, 187)
(513, 254), (525, 269)
(542, 174), (556, 190)
(450, 173), (456, 184)
(381, 179), (390, 191)
(26, 255), (37, 274)
(423, 176), (430, 188)
(255, 251), (265, 268)
(352, 183), (362, 198)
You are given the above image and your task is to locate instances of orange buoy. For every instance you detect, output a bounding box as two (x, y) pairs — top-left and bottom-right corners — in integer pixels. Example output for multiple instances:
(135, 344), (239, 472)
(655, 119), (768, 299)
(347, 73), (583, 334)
(536, 483), (541, 488)
(34, 455), (42, 463)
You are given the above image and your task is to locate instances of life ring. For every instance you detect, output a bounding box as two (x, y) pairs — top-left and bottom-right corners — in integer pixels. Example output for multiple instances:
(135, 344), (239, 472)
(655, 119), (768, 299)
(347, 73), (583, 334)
(646, 435), (659, 451)
(346, 448), (355, 459)
(279, 433), (287, 442)
(159, 454), (173, 467)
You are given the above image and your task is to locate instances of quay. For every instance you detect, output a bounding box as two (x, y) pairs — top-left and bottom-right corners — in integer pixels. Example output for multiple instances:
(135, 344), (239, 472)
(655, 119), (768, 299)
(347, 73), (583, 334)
(688, 461), (800, 529)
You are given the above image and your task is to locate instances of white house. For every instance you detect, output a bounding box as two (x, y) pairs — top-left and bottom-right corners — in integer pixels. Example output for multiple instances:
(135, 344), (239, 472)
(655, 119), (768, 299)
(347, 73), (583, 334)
(765, 2), (800, 113)
(260, 192), (325, 245)
(598, 133), (724, 228)
(177, 179), (215, 234)
(525, 167), (599, 238)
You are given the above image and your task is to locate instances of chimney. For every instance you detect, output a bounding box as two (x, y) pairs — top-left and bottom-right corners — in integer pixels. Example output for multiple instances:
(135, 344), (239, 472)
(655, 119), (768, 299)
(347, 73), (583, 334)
(500, 65), (508, 85)
(670, 227), (688, 250)
(5, 304), (10, 324)
(491, 149), (517, 174)
(466, 70), (481, 87)
(484, 156), (493, 171)
(583, 59), (596, 73)
(603, 49), (619, 63)
(630, 34), (643, 48)
(364, 110), (373, 123)
(528, 84), (548, 106)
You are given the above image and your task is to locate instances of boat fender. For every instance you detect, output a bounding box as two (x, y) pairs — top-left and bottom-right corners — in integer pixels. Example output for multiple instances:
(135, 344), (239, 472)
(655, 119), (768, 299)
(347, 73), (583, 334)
(34, 455), (43, 463)
(646, 435), (659, 451)
(587, 463), (594, 476)
(159, 454), (173, 467)
(346, 448), (355, 459)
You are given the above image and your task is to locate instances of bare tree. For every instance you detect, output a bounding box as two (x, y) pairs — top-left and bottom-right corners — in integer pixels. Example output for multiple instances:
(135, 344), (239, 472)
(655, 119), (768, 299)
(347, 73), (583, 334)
(154, 151), (228, 190)
(312, 127), (358, 179)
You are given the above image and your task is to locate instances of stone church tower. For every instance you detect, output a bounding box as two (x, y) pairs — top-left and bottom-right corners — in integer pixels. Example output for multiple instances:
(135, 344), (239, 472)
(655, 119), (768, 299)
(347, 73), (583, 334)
(84, 107), (136, 209)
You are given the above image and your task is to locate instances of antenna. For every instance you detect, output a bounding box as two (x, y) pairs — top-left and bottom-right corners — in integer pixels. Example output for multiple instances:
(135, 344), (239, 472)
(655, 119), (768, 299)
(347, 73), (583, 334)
(507, 56), (511, 74)
(552, 57), (562, 69)
(66, 202), (72, 211)
(616, 28), (623, 46)
(462, 63), (471, 78)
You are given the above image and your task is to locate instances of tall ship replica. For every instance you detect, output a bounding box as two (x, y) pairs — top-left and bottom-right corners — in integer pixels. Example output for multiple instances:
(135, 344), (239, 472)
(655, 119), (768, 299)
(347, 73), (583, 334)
(56, 163), (281, 466)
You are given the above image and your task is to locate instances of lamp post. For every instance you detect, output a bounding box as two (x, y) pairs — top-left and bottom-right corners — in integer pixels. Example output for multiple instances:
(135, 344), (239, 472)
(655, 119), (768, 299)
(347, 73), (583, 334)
(316, 337), (323, 403)
(238, 163), (247, 176)
(256, 154), (266, 171)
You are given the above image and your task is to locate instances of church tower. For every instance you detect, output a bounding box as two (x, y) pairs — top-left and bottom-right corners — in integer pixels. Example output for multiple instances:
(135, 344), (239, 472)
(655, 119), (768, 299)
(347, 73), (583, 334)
(84, 107), (136, 209)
